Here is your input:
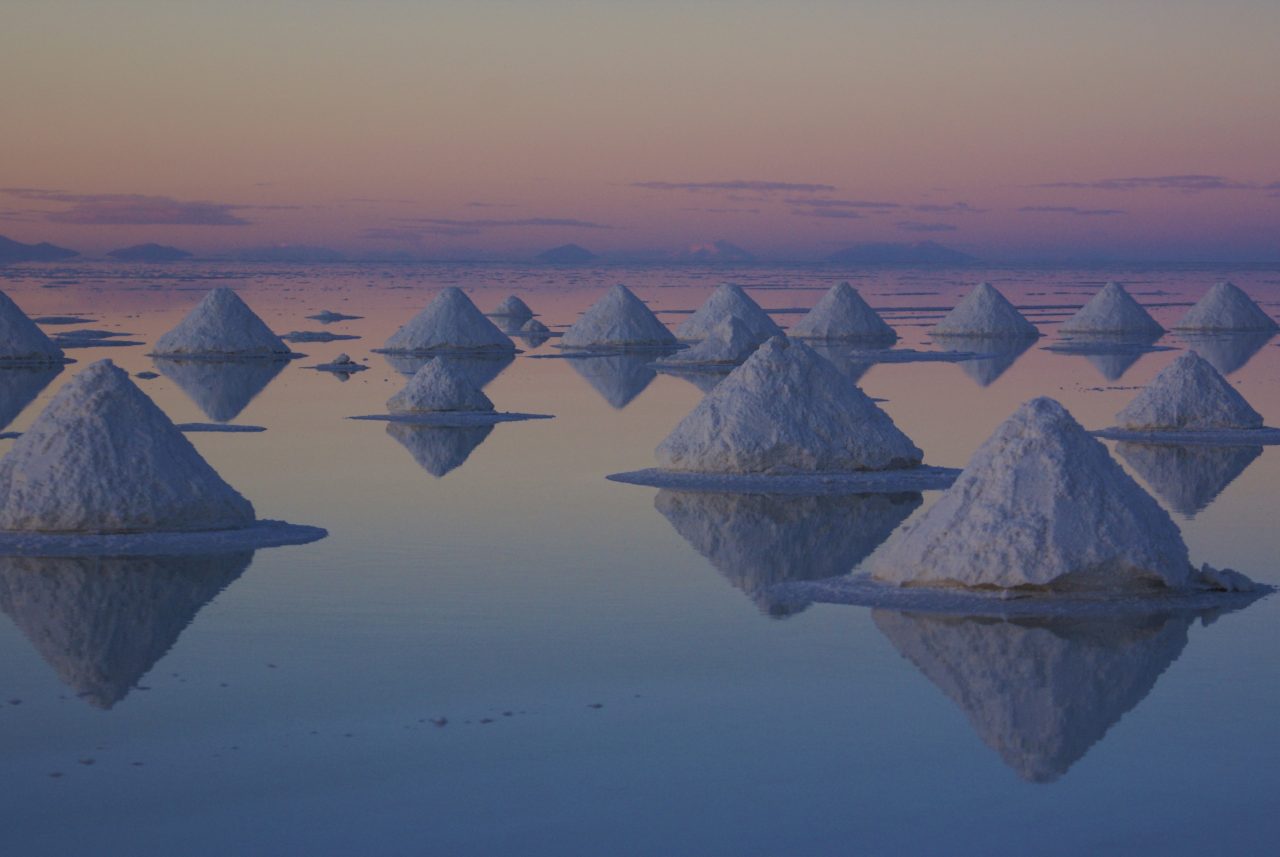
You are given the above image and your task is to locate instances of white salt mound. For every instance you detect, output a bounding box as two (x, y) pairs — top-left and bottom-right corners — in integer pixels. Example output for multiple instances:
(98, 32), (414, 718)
(0, 360), (255, 533)
(869, 397), (1192, 590)
(0, 290), (67, 364)
(676, 283), (783, 342)
(656, 336), (923, 473)
(932, 283), (1040, 339)
(1172, 282), (1278, 332)
(1116, 351), (1262, 431)
(560, 285), (677, 349)
(383, 287), (515, 353)
(520, 318), (550, 335)
(790, 282), (897, 341)
(387, 359), (494, 414)
(661, 316), (759, 365)
(1059, 282), (1164, 335)
(153, 287), (290, 357)
(492, 295), (534, 321)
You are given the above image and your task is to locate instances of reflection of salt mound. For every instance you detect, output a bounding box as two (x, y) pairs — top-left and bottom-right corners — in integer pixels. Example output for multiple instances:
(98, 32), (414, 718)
(874, 609), (1195, 782)
(1118, 442), (1261, 517)
(1172, 331), (1273, 375)
(657, 337), (922, 473)
(561, 285), (677, 349)
(1117, 351), (1261, 431)
(0, 365), (62, 430)
(870, 397), (1191, 590)
(0, 361), (255, 533)
(1172, 282), (1277, 332)
(658, 316), (759, 366)
(805, 342), (876, 386)
(657, 490), (921, 615)
(932, 283), (1040, 339)
(0, 551), (252, 709)
(676, 284), (782, 342)
(154, 357), (287, 422)
(1059, 282), (1164, 335)
(490, 295), (534, 322)
(940, 336), (1034, 387)
(382, 287), (515, 353)
(0, 290), (66, 364)
(1047, 333), (1163, 382)
(569, 352), (659, 409)
(385, 421), (493, 477)
(387, 359), (494, 414)
(153, 287), (290, 357)
(381, 352), (513, 389)
(790, 282), (897, 341)
(516, 318), (552, 346)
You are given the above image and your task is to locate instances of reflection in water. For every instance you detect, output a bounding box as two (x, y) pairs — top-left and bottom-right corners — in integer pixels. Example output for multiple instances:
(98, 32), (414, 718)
(936, 336), (1035, 387)
(569, 352), (661, 409)
(380, 353), (513, 389)
(153, 357), (288, 422)
(663, 369), (724, 395)
(806, 342), (877, 386)
(1048, 333), (1164, 382)
(385, 421), (493, 477)
(0, 365), (63, 430)
(1117, 442), (1262, 517)
(0, 551), (253, 709)
(1174, 331), (1274, 376)
(512, 329), (552, 349)
(656, 490), (922, 616)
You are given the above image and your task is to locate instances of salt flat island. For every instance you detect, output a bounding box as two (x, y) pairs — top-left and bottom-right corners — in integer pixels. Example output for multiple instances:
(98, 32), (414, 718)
(351, 357), (552, 426)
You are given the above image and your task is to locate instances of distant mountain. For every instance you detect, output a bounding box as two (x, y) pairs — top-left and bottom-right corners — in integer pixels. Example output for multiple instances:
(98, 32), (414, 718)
(536, 243), (597, 264)
(229, 245), (345, 262)
(107, 243), (193, 262)
(826, 241), (976, 265)
(0, 234), (78, 263)
(681, 240), (756, 263)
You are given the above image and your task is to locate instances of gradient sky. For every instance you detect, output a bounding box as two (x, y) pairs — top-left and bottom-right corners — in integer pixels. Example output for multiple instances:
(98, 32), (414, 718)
(3, 0), (1278, 261)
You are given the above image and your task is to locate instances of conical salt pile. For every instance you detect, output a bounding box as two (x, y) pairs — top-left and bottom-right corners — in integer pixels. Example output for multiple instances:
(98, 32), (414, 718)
(383, 287), (515, 353)
(520, 318), (550, 335)
(1172, 282), (1277, 332)
(656, 337), (923, 473)
(0, 361), (254, 533)
(660, 316), (759, 365)
(1115, 351), (1262, 431)
(560, 285), (677, 349)
(387, 359), (494, 414)
(869, 397), (1191, 590)
(1059, 282), (1164, 335)
(932, 283), (1040, 339)
(676, 283), (782, 342)
(491, 295), (534, 322)
(790, 282), (897, 341)
(0, 289), (67, 364)
(152, 287), (290, 357)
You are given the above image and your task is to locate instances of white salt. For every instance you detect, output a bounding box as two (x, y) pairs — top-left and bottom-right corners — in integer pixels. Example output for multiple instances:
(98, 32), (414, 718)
(1172, 282), (1278, 332)
(1059, 281), (1164, 335)
(383, 287), (515, 353)
(491, 295), (534, 321)
(520, 318), (550, 335)
(387, 359), (495, 414)
(560, 285), (677, 349)
(932, 283), (1040, 339)
(676, 283), (782, 342)
(1115, 350), (1262, 431)
(659, 316), (759, 365)
(0, 289), (66, 364)
(790, 282), (897, 341)
(152, 287), (291, 357)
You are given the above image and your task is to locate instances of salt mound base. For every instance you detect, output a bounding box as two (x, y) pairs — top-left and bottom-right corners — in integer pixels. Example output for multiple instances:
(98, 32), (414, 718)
(1173, 282), (1277, 332)
(312, 353), (367, 374)
(1059, 282), (1164, 336)
(382, 287), (515, 354)
(1116, 351), (1262, 431)
(0, 360), (255, 533)
(676, 284), (782, 342)
(560, 285), (677, 349)
(869, 397), (1193, 590)
(0, 289), (67, 365)
(387, 359), (495, 414)
(490, 295), (534, 322)
(656, 337), (922, 473)
(932, 283), (1040, 339)
(152, 287), (291, 358)
(790, 282), (897, 341)
(657, 316), (759, 367)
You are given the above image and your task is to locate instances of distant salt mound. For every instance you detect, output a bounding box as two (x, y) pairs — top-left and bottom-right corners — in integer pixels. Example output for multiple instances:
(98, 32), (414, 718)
(657, 337), (922, 474)
(932, 283), (1039, 339)
(153, 287), (291, 358)
(676, 283), (782, 342)
(1060, 282), (1164, 336)
(1116, 351), (1262, 431)
(560, 285), (677, 349)
(520, 318), (550, 335)
(0, 361), (255, 533)
(490, 295), (534, 322)
(382, 287), (515, 354)
(869, 397), (1192, 590)
(658, 316), (759, 366)
(387, 359), (495, 414)
(790, 282), (897, 341)
(0, 289), (67, 365)
(1173, 282), (1277, 332)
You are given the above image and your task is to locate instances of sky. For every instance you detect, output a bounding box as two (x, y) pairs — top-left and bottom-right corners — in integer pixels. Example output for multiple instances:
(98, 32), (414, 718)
(2, 0), (1278, 262)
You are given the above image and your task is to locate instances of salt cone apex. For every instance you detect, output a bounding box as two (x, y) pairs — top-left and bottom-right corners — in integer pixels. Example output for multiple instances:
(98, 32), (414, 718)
(1116, 351), (1262, 431)
(932, 283), (1040, 339)
(790, 282), (897, 341)
(656, 337), (923, 474)
(387, 359), (495, 414)
(869, 397), (1192, 590)
(0, 360), (255, 533)
(661, 316), (759, 365)
(383, 287), (515, 353)
(491, 295), (534, 321)
(1059, 282), (1164, 335)
(676, 283), (783, 342)
(560, 284), (677, 349)
(152, 287), (290, 357)
(0, 289), (67, 364)
(1173, 282), (1277, 332)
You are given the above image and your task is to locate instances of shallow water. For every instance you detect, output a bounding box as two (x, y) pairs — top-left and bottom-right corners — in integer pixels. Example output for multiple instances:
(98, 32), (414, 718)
(0, 262), (1278, 856)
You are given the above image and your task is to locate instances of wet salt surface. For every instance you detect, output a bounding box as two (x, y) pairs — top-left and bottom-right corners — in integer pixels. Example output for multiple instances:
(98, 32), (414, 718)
(0, 262), (1277, 856)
